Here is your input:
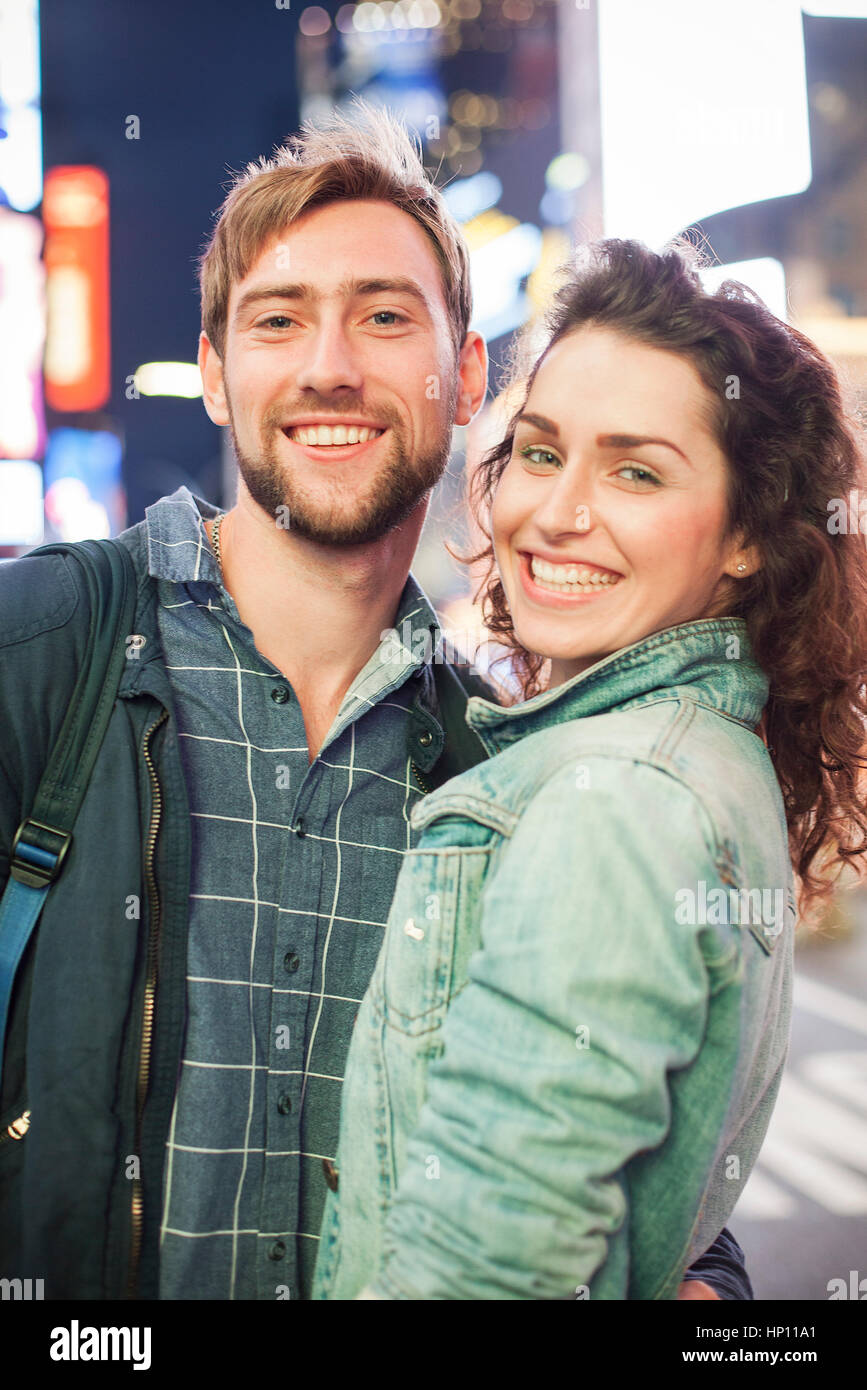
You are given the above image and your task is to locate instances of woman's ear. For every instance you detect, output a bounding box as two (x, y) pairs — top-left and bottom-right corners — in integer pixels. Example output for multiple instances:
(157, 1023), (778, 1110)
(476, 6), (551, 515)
(729, 541), (762, 579)
(724, 527), (762, 579)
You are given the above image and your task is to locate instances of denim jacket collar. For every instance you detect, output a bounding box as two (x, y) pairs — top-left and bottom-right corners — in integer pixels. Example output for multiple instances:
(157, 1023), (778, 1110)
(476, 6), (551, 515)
(465, 618), (769, 754)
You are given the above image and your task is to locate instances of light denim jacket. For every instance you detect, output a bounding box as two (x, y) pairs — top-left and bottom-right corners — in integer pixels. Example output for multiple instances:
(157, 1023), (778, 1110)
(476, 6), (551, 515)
(312, 618), (795, 1300)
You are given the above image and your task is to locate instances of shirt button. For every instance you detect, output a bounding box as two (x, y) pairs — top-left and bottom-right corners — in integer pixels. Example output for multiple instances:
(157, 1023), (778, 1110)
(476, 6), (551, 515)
(294, 817), (306, 837)
(271, 686), (290, 704)
(284, 951), (301, 973)
(267, 1240), (286, 1261)
(277, 1092), (293, 1115)
(418, 729), (433, 747)
(322, 1158), (339, 1192)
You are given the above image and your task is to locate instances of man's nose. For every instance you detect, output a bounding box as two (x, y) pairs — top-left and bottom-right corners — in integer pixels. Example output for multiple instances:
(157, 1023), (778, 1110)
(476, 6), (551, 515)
(294, 318), (364, 395)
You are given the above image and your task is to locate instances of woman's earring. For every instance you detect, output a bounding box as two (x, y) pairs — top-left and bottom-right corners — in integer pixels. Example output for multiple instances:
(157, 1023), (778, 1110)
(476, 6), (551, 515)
(736, 563), (747, 572)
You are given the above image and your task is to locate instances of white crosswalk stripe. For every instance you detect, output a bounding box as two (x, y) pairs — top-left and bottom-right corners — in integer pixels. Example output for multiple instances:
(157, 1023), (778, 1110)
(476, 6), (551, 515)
(736, 1043), (867, 1219)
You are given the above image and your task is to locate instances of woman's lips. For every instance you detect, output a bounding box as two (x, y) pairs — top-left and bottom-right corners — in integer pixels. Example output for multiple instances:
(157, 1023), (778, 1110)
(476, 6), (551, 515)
(517, 550), (625, 608)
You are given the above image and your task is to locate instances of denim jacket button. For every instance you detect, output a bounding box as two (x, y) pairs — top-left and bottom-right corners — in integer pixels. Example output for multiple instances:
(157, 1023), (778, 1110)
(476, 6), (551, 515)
(418, 729), (432, 747)
(323, 1158), (339, 1191)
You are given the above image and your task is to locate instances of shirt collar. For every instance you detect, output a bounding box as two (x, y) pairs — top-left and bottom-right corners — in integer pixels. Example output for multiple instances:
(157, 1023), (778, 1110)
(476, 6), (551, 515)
(145, 486), (439, 633)
(465, 618), (769, 753)
(144, 482), (444, 729)
(145, 485), (223, 583)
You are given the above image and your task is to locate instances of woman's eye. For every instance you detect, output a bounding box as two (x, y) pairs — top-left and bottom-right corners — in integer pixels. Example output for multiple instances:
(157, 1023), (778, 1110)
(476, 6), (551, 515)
(618, 465), (662, 486)
(519, 444), (561, 468)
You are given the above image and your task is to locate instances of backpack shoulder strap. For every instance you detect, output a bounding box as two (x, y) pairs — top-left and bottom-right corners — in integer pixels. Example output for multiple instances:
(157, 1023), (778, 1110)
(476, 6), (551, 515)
(426, 657), (490, 791)
(0, 538), (138, 1090)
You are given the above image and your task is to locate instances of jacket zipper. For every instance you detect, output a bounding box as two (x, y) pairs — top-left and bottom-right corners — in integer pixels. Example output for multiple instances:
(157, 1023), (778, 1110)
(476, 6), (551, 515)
(411, 759), (430, 794)
(0, 1108), (31, 1150)
(127, 706), (168, 1298)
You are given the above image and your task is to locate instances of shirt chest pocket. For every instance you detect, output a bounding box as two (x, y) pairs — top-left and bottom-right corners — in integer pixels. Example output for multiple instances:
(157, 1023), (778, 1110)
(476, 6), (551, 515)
(369, 843), (492, 1036)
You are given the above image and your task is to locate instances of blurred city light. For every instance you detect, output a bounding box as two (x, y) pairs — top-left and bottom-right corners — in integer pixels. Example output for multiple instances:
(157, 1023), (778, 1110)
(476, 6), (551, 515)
(0, 459), (43, 546)
(468, 219), (543, 339)
(43, 166), (110, 412)
(351, 0), (442, 30)
(43, 475), (110, 541)
(441, 169), (502, 221)
(699, 257), (789, 322)
(598, 0), (812, 248)
(0, 0), (42, 211)
(43, 426), (123, 539)
(298, 6), (331, 36)
(802, 1), (867, 14)
(134, 362), (203, 398)
(0, 207), (44, 459)
(545, 152), (590, 192)
(798, 317), (867, 357)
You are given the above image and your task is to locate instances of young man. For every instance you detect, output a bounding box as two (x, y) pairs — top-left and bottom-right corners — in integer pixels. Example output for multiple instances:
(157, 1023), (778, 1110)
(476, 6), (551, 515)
(0, 102), (747, 1300)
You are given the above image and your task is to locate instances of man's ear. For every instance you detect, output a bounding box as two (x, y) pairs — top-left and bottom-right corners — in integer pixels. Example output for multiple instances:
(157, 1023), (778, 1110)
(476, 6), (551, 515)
(199, 332), (229, 426)
(455, 330), (488, 427)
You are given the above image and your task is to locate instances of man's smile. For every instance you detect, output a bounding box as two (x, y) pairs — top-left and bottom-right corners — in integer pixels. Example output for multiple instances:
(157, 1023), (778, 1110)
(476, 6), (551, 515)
(281, 420), (389, 460)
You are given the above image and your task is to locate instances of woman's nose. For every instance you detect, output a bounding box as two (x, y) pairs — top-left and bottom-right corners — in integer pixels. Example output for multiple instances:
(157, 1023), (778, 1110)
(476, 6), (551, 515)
(532, 467), (597, 539)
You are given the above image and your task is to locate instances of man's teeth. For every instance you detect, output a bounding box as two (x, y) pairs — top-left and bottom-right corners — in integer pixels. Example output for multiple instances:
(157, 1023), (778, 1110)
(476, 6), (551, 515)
(530, 555), (622, 591)
(288, 424), (384, 446)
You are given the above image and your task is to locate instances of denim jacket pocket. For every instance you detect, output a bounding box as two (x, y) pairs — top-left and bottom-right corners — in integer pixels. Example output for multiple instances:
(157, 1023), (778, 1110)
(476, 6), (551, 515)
(370, 841), (492, 1037)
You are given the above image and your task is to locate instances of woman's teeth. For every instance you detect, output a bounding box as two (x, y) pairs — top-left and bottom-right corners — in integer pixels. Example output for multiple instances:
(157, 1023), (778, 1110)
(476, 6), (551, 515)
(530, 555), (622, 592)
(288, 424), (384, 446)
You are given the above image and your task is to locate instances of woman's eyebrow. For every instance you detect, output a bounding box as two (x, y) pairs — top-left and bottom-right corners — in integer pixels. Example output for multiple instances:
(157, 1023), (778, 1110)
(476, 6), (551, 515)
(515, 412), (560, 435)
(597, 433), (692, 465)
(515, 415), (693, 466)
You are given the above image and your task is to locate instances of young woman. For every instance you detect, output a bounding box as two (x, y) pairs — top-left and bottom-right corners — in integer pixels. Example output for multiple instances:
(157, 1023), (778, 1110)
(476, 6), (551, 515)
(312, 238), (867, 1300)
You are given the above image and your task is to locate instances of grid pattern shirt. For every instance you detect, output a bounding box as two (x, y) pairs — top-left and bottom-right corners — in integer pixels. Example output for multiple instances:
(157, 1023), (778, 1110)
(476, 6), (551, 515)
(149, 486), (443, 1300)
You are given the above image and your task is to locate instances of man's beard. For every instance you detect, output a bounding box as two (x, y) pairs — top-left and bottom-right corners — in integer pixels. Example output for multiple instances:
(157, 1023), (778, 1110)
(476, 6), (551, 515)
(224, 388), (457, 547)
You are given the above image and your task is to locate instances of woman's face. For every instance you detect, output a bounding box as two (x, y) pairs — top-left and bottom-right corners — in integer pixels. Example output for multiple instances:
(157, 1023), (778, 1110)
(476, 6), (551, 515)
(491, 326), (758, 686)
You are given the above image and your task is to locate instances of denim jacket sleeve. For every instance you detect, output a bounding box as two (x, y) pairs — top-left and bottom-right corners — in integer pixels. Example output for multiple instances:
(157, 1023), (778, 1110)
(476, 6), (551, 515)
(361, 757), (732, 1300)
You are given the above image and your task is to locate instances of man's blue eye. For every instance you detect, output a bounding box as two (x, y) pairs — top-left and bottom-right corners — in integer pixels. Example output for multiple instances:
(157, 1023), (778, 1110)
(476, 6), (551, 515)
(370, 311), (404, 326)
(263, 316), (292, 328)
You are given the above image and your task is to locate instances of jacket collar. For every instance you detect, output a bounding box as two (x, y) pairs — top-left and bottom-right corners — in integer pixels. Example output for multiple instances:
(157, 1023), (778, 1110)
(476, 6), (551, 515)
(465, 618), (768, 754)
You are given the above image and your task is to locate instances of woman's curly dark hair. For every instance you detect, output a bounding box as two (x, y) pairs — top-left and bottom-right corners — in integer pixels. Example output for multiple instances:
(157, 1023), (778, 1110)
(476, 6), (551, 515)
(461, 237), (867, 923)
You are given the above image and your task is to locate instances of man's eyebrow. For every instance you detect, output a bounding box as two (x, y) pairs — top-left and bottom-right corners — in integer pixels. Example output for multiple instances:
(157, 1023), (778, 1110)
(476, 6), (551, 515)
(233, 276), (433, 323)
(515, 415), (691, 465)
(340, 276), (432, 309)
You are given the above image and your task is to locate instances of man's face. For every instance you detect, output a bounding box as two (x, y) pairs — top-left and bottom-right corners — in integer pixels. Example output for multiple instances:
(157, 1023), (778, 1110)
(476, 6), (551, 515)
(200, 198), (481, 546)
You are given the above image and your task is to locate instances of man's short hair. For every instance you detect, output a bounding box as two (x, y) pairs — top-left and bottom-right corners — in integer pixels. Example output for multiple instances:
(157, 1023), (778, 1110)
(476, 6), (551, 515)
(199, 97), (472, 360)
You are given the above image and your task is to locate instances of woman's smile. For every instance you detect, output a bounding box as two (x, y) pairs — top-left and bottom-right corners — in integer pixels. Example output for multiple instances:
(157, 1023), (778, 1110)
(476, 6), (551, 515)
(517, 550), (626, 608)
